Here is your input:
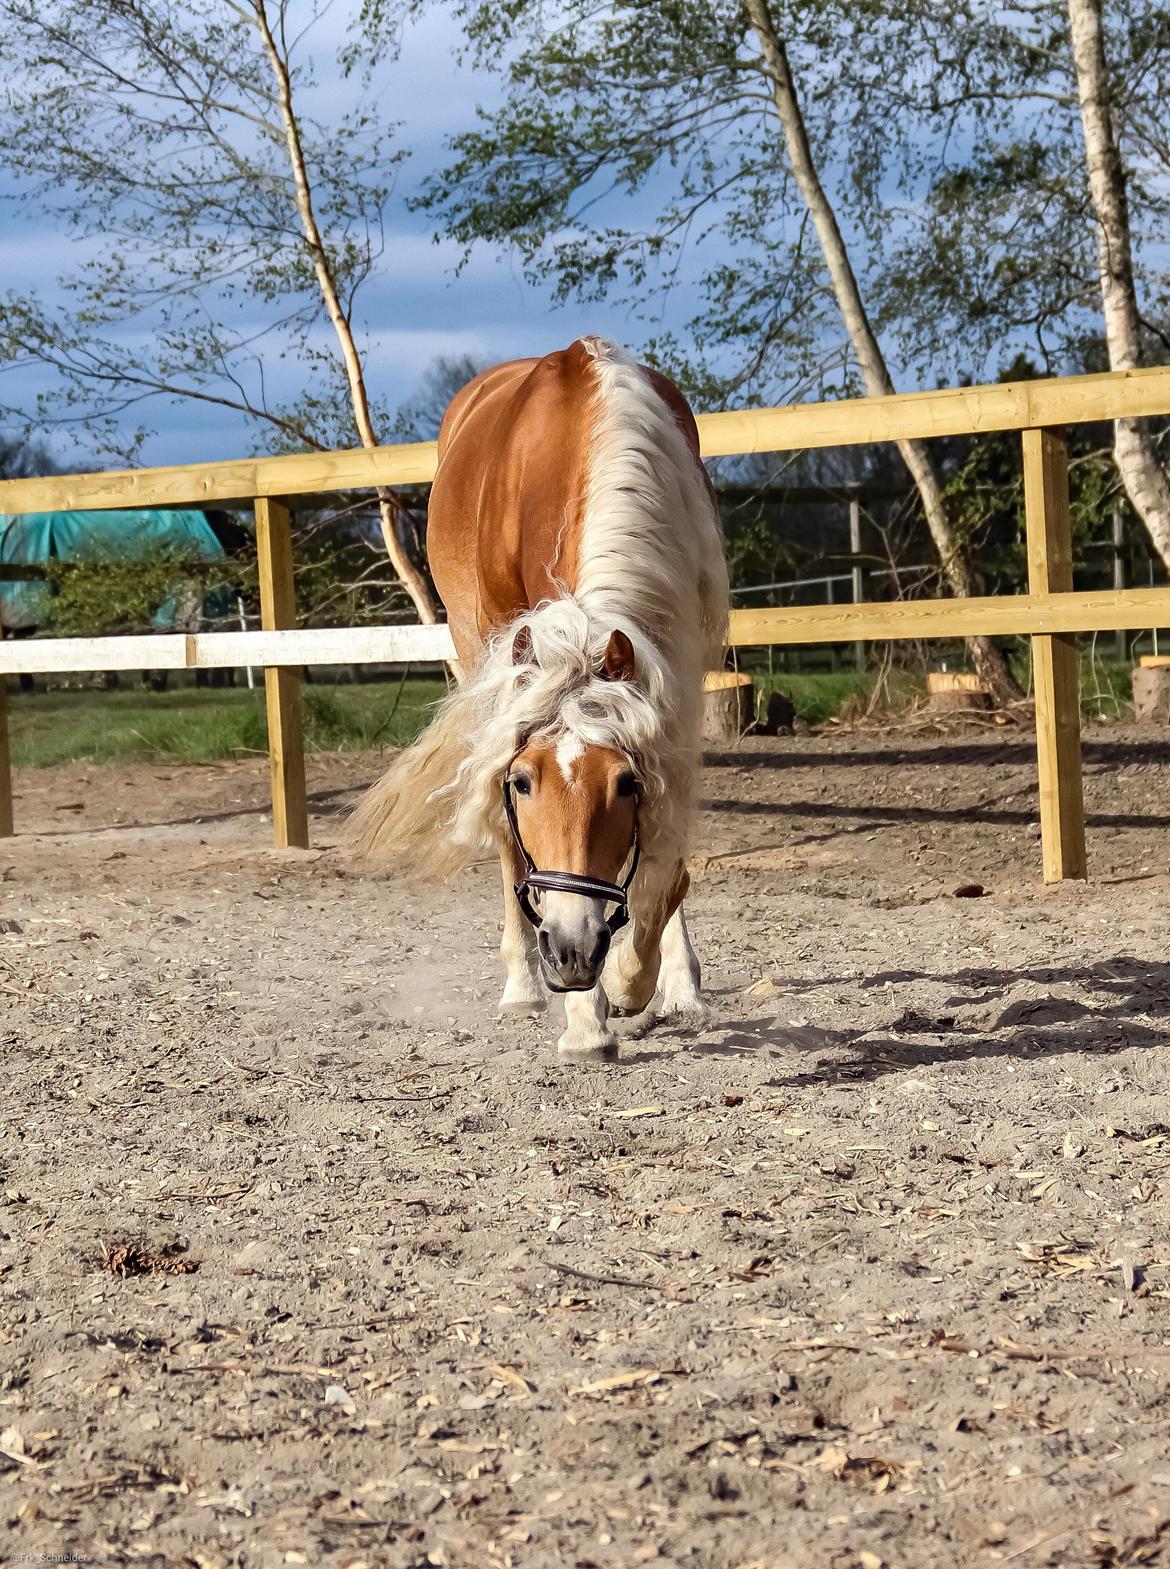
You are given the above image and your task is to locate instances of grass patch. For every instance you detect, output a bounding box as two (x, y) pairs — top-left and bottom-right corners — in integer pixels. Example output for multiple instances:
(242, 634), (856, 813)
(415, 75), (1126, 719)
(752, 655), (1136, 724)
(753, 668), (922, 725)
(6, 676), (447, 768)
(5, 653), (1140, 770)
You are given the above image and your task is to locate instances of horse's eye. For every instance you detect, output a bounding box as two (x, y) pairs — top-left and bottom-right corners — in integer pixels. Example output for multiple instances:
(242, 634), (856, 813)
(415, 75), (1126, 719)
(616, 771), (638, 798)
(511, 774), (532, 796)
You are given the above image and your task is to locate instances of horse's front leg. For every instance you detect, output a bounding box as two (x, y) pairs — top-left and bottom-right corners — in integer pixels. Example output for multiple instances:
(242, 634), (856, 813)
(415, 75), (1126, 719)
(605, 862), (689, 1017)
(497, 846), (545, 1016)
(657, 899), (705, 1022)
(558, 981), (615, 1059)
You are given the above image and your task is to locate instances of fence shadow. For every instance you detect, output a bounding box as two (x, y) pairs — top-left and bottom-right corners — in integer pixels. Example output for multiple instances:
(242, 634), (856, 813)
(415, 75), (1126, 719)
(25, 781), (363, 838)
(625, 956), (1170, 1083)
(701, 794), (1163, 833)
(704, 739), (1170, 772)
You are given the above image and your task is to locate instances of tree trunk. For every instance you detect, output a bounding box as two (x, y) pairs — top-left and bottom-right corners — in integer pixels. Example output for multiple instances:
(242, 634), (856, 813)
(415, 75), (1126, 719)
(744, 0), (1021, 706)
(1067, 0), (1170, 566)
(250, 0), (439, 624)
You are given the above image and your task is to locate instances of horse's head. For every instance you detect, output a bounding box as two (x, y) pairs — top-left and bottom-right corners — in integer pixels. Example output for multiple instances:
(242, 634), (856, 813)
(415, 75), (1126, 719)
(504, 628), (641, 992)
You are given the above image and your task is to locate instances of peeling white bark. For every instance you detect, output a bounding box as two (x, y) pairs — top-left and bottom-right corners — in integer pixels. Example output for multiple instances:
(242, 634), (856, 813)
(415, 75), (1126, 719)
(745, 0), (1018, 702)
(250, 0), (438, 622)
(1068, 0), (1170, 565)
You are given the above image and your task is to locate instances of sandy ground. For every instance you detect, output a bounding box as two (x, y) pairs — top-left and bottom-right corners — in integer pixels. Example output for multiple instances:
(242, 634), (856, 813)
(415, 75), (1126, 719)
(2, 725), (1170, 1569)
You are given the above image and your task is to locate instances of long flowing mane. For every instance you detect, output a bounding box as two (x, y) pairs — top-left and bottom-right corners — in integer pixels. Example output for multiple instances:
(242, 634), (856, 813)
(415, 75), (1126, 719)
(347, 341), (728, 879)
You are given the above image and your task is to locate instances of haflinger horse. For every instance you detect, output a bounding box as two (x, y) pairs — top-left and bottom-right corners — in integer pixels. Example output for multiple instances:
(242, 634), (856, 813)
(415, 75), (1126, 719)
(347, 337), (729, 1058)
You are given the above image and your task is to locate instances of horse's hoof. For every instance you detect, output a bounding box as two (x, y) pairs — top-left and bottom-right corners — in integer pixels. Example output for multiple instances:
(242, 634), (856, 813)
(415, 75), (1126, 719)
(609, 1002), (648, 1018)
(658, 997), (709, 1031)
(557, 1034), (618, 1061)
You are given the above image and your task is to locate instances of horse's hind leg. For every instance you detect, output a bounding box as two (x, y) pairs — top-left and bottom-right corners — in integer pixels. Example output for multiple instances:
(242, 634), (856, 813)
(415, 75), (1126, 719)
(658, 902), (705, 1022)
(498, 847), (545, 1016)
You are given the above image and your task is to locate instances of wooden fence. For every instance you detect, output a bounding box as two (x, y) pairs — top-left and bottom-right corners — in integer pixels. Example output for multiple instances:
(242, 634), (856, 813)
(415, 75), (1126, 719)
(4, 361), (1170, 879)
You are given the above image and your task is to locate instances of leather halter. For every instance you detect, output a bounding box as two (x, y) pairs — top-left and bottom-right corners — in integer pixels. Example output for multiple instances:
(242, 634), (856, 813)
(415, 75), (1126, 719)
(502, 770), (640, 936)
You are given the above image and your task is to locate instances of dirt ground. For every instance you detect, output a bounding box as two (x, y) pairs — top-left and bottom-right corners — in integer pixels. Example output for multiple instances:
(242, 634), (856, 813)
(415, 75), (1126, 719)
(3, 724), (1170, 1569)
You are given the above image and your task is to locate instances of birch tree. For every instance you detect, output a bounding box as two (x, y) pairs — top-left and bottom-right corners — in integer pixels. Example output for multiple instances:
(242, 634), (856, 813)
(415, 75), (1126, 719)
(1066, 0), (1170, 560)
(867, 3), (1170, 568)
(743, 0), (1015, 703)
(0, 0), (438, 622)
(420, 0), (1021, 703)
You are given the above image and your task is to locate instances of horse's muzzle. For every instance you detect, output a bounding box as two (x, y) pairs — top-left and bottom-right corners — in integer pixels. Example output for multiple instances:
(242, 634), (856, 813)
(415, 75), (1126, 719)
(538, 924), (611, 992)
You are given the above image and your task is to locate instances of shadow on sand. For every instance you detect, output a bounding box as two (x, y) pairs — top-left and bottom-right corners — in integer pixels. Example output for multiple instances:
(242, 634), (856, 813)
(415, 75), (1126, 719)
(623, 956), (1170, 1086)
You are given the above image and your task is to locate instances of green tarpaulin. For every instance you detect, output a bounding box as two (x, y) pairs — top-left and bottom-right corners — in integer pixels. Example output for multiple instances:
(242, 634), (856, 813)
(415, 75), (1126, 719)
(0, 508), (225, 629)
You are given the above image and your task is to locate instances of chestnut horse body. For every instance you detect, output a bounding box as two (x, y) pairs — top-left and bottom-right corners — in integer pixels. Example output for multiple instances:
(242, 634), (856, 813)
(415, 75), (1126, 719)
(349, 338), (728, 1056)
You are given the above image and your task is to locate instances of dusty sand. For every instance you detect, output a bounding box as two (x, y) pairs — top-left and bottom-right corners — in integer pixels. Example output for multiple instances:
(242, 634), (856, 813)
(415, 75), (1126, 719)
(2, 726), (1170, 1568)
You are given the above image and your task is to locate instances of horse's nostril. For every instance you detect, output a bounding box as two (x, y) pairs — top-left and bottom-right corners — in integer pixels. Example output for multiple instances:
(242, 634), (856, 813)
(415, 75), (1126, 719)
(538, 923), (610, 981)
(540, 929), (569, 969)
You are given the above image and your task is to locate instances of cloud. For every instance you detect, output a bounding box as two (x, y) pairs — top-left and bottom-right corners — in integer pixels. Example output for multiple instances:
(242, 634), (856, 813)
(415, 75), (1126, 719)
(0, 2), (688, 470)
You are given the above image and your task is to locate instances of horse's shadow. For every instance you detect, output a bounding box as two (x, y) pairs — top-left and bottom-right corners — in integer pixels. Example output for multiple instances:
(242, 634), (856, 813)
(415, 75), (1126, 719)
(621, 956), (1170, 1082)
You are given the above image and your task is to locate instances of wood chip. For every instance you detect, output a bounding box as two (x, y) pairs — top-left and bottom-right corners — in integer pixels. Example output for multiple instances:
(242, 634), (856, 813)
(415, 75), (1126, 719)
(568, 1368), (679, 1396)
(490, 1363), (533, 1397)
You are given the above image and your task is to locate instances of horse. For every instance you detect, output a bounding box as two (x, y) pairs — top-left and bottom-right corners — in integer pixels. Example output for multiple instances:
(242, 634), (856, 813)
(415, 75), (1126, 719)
(347, 338), (729, 1058)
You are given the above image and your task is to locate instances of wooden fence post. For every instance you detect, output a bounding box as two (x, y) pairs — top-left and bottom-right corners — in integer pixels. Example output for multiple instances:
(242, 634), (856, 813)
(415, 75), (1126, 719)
(1023, 428), (1086, 881)
(0, 680), (12, 838)
(255, 497), (308, 850)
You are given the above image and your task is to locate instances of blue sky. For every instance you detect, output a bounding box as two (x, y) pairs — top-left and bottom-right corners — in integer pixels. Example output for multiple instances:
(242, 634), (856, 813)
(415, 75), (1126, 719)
(0, 4), (676, 470)
(4, 3), (1108, 474)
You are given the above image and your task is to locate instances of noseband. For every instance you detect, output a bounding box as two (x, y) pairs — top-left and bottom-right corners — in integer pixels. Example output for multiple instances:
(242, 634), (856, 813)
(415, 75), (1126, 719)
(502, 772), (640, 936)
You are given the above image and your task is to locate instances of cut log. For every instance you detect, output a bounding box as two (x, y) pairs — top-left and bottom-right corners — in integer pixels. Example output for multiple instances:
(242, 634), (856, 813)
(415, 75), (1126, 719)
(703, 671), (754, 743)
(1133, 662), (1170, 722)
(927, 670), (990, 712)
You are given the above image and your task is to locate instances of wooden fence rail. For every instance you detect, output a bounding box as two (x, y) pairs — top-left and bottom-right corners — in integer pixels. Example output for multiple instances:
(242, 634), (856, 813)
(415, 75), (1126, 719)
(3, 361), (1170, 876)
(2, 361), (1170, 513)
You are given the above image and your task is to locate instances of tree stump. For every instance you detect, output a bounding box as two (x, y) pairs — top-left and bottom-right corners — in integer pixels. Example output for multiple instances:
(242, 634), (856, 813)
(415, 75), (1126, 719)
(1133, 656), (1170, 723)
(927, 670), (990, 713)
(702, 671), (754, 744)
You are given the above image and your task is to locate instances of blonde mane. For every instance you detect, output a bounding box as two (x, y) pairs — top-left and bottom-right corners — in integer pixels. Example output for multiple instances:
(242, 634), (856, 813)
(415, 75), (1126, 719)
(346, 341), (729, 881)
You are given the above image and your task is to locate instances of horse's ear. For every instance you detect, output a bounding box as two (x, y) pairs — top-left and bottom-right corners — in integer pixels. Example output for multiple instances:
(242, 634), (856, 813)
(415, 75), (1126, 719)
(601, 629), (635, 682)
(512, 625), (533, 666)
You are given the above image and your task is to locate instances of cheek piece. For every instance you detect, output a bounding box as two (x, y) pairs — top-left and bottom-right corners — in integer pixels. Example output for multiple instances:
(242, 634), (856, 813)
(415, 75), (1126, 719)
(501, 767), (640, 937)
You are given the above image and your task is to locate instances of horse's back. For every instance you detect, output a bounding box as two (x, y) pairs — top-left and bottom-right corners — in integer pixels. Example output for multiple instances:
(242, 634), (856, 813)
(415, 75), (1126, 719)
(427, 339), (710, 668)
(427, 343), (595, 662)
